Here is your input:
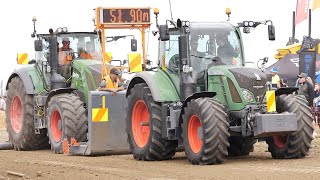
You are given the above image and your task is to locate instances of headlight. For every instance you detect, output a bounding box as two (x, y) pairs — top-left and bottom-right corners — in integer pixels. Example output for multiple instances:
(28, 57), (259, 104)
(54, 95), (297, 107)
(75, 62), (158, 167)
(242, 89), (255, 103)
(56, 28), (63, 33)
(62, 27), (68, 32)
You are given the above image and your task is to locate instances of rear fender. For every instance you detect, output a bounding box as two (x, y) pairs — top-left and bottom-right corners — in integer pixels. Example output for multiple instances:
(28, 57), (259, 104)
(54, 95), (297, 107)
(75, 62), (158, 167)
(275, 87), (298, 96)
(6, 72), (35, 95)
(6, 65), (47, 95)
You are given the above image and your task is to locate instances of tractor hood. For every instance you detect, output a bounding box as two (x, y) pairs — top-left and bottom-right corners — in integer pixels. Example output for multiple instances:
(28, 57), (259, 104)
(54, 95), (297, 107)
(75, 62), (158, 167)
(228, 67), (267, 101)
(72, 60), (102, 90)
(207, 66), (267, 109)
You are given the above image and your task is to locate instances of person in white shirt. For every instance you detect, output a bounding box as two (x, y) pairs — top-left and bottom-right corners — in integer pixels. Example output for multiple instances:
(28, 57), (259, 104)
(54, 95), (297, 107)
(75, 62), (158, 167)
(0, 96), (5, 111)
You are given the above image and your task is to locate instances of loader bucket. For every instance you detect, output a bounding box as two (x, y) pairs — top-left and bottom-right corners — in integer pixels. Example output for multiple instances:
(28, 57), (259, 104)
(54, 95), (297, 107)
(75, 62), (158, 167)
(66, 91), (130, 155)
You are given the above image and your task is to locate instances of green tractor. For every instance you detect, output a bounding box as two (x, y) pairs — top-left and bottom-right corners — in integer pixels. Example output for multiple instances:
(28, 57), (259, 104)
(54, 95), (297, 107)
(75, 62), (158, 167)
(5, 26), (103, 152)
(5, 8), (154, 154)
(125, 13), (314, 165)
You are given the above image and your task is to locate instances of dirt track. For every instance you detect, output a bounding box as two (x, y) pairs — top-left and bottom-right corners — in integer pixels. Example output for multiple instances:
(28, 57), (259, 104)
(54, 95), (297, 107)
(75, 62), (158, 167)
(0, 129), (320, 180)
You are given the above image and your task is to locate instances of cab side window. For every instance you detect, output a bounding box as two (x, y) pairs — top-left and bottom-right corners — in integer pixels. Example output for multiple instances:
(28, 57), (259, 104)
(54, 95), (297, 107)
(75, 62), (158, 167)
(165, 35), (180, 73)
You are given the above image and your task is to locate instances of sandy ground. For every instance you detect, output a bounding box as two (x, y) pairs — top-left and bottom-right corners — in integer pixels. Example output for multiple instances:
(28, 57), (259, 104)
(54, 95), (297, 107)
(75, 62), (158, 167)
(0, 128), (320, 180)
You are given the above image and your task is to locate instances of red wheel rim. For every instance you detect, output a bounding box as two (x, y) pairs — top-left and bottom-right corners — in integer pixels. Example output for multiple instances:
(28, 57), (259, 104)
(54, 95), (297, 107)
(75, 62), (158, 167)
(273, 135), (288, 148)
(188, 114), (202, 154)
(132, 100), (150, 148)
(10, 96), (23, 133)
(51, 109), (62, 142)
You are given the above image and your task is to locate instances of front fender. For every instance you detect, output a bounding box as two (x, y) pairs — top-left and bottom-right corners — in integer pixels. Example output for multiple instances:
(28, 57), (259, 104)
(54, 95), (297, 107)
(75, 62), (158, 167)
(127, 71), (180, 102)
(45, 88), (76, 107)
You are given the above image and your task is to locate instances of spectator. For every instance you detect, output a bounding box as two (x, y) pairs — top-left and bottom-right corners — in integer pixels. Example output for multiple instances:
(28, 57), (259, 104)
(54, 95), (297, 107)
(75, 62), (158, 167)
(313, 82), (320, 135)
(280, 78), (288, 87)
(297, 72), (315, 107)
(270, 67), (280, 88)
(0, 96), (5, 111)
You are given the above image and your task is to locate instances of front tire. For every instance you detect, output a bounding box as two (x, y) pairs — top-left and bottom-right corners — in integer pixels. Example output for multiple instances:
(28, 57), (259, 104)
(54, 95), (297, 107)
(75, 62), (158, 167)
(6, 77), (49, 150)
(182, 98), (230, 165)
(126, 83), (177, 161)
(266, 94), (314, 159)
(47, 93), (87, 154)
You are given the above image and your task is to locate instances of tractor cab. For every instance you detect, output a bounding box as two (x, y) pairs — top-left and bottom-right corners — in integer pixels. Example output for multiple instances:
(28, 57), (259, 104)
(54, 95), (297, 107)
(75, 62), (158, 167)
(160, 22), (245, 81)
(56, 33), (103, 62)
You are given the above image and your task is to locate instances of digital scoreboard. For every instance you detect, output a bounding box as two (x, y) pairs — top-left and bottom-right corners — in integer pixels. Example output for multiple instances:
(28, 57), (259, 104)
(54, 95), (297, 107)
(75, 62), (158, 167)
(100, 8), (151, 25)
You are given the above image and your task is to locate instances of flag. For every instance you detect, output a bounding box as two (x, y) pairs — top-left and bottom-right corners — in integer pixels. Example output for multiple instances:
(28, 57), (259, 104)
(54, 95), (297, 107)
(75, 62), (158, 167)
(312, 0), (320, 10)
(296, 0), (310, 25)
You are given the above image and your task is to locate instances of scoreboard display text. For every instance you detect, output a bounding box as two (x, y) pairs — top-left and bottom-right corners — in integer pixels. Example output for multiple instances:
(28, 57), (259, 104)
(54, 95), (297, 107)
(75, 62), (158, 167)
(102, 8), (150, 24)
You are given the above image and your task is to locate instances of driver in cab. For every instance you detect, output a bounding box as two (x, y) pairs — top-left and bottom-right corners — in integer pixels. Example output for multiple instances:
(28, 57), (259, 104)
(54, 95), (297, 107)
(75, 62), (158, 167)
(216, 34), (239, 65)
(58, 37), (74, 77)
(98, 68), (125, 95)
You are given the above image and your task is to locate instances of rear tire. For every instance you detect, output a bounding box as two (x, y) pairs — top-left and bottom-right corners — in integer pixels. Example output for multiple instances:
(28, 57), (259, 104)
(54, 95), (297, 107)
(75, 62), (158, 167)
(182, 98), (230, 165)
(126, 83), (177, 161)
(228, 137), (256, 157)
(266, 94), (313, 159)
(47, 93), (87, 154)
(6, 77), (49, 150)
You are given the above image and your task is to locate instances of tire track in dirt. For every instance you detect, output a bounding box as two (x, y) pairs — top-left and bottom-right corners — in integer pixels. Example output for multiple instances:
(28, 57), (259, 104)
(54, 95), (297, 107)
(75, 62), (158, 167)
(231, 164), (320, 174)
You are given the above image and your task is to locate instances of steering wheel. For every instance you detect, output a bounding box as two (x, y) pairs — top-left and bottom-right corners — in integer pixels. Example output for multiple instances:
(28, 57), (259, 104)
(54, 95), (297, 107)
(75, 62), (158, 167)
(168, 54), (179, 73)
(200, 55), (225, 69)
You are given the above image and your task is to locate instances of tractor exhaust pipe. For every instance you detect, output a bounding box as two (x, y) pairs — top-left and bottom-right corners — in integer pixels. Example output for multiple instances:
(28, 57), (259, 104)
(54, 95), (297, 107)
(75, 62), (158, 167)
(286, 11), (298, 46)
(308, 9), (311, 37)
(179, 35), (195, 100)
(48, 29), (66, 90)
(292, 11), (296, 41)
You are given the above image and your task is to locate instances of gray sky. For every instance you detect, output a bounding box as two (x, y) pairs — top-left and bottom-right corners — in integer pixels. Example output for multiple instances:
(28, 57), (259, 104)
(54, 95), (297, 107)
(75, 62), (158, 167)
(0, 0), (317, 87)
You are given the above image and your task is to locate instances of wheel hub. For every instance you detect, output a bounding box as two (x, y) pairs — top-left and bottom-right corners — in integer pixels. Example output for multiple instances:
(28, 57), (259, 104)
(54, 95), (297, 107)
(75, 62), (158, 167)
(188, 114), (202, 154)
(10, 96), (23, 133)
(132, 100), (150, 148)
(51, 109), (63, 142)
(273, 135), (288, 149)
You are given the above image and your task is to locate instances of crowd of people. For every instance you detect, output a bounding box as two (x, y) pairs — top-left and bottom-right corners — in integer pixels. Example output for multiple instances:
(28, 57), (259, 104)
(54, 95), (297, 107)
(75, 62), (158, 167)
(270, 67), (319, 138)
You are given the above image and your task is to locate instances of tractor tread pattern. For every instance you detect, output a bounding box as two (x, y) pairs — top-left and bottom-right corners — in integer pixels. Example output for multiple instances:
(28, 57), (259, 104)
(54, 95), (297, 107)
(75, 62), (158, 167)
(182, 98), (230, 165)
(127, 83), (177, 161)
(47, 93), (87, 153)
(266, 94), (313, 159)
(6, 77), (49, 150)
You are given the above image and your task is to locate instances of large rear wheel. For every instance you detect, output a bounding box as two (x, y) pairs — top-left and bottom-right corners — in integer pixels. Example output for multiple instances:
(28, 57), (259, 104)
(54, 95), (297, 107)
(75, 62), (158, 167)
(266, 94), (313, 159)
(47, 93), (87, 153)
(126, 83), (177, 161)
(182, 98), (230, 165)
(6, 77), (49, 150)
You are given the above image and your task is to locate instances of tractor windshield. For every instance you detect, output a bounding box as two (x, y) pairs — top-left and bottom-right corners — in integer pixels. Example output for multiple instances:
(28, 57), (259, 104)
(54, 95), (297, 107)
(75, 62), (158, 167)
(58, 33), (103, 62)
(189, 22), (243, 73)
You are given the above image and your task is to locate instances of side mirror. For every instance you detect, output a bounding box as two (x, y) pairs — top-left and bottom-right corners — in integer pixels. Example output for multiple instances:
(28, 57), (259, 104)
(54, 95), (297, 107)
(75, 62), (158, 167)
(131, 39), (137, 52)
(268, 25), (275, 41)
(159, 25), (170, 41)
(34, 40), (43, 51)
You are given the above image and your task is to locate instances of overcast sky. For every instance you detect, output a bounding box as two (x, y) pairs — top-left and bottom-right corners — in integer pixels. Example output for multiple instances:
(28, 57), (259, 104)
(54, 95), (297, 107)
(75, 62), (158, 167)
(0, 0), (317, 88)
